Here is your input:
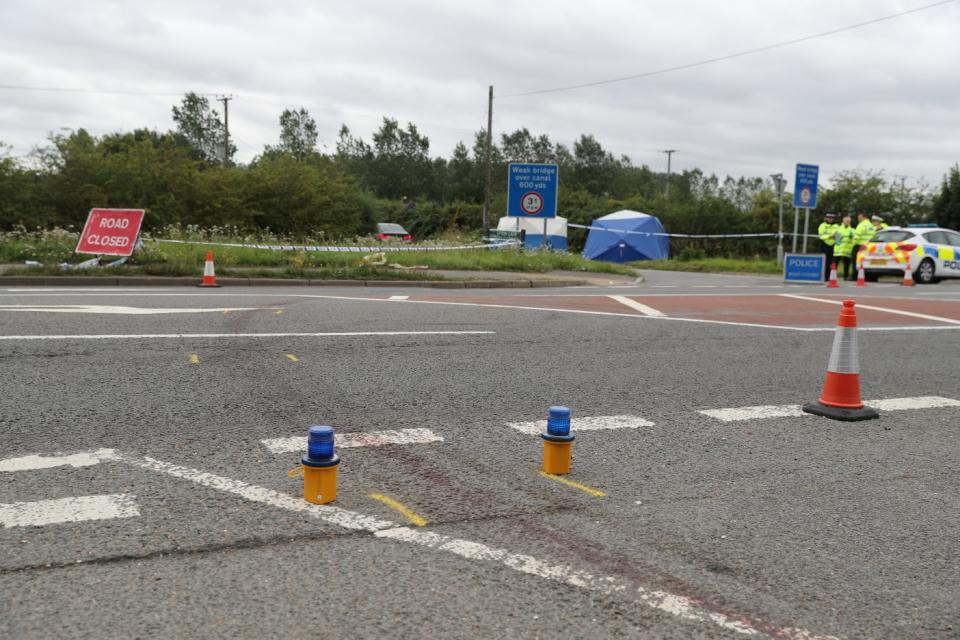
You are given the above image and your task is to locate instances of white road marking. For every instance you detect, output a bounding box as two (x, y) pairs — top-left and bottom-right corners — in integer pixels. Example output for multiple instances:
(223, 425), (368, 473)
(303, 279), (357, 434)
(701, 396), (960, 422)
(0, 449), (119, 472)
(507, 415), (655, 435)
(374, 528), (834, 640)
(122, 455), (394, 532)
(0, 494), (139, 528)
(608, 295), (667, 317)
(388, 295), (409, 300)
(261, 428), (444, 454)
(0, 330), (495, 341)
(0, 305), (279, 315)
(869, 396), (960, 411)
(700, 405), (806, 422)
(118, 452), (832, 639)
(779, 293), (960, 325)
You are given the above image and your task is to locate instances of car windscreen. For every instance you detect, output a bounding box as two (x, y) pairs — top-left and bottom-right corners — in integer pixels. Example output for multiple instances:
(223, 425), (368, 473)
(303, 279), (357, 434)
(873, 230), (914, 243)
(377, 223), (406, 234)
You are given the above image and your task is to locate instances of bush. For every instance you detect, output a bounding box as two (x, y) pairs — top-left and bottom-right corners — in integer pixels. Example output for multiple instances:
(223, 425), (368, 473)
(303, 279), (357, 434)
(677, 245), (707, 261)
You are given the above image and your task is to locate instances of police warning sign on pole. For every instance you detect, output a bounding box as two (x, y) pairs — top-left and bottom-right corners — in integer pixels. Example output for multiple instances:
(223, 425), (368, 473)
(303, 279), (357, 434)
(793, 164), (819, 209)
(75, 208), (145, 256)
(507, 163), (558, 218)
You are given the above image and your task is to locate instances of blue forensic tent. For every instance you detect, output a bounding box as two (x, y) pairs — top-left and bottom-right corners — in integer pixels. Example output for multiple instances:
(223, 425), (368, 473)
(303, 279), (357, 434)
(582, 210), (669, 263)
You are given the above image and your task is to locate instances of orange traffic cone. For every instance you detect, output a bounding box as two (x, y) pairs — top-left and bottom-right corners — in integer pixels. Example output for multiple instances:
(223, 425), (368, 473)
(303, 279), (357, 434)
(802, 299), (879, 421)
(901, 267), (915, 287)
(855, 265), (867, 287)
(197, 251), (221, 288)
(826, 262), (839, 288)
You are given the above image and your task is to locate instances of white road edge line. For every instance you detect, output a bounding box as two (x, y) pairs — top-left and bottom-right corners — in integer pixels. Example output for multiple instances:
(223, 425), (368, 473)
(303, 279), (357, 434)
(779, 293), (960, 325)
(507, 415), (655, 435)
(388, 295), (410, 300)
(608, 295), (667, 317)
(262, 428), (443, 454)
(120, 453), (833, 639)
(0, 449), (119, 472)
(0, 330), (495, 341)
(0, 494), (139, 527)
(700, 396), (960, 422)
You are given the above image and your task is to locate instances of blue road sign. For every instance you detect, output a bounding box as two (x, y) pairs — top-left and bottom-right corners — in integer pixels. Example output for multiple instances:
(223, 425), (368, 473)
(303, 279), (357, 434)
(507, 163), (559, 219)
(793, 164), (819, 209)
(784, 253), (825, 283)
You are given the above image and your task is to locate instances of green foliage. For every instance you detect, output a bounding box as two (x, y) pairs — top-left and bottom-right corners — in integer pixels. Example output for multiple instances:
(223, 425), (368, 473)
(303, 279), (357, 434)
(172, 93), (235, 164)
(677, 246), (707, 261)
(272, 108), (319, 161)
(933, 165), (960, 230)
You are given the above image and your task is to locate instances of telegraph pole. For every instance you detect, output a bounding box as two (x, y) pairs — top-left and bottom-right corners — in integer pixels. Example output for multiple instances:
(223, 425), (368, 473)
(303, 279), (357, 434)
(770, 173), (785, 266)
(661, 149), (677, 198)
(482, 86), (493, 237)
(218, 95), (233, 166)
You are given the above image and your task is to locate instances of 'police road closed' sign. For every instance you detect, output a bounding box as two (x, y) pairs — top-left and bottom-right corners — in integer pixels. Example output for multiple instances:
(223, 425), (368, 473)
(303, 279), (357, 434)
(783, 253), (825, 283)
(75, 209), (145, 256)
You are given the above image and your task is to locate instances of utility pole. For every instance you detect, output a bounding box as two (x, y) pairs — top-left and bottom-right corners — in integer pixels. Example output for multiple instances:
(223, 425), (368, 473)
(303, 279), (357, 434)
(661, 149), (677, 198)
(482, 86), (493, 237)
(218, 95), (233, 166)
(770, 173), (786, 266)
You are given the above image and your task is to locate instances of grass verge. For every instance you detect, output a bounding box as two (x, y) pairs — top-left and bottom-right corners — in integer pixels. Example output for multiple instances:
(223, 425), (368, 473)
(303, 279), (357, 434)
(635, 257), (780, 274)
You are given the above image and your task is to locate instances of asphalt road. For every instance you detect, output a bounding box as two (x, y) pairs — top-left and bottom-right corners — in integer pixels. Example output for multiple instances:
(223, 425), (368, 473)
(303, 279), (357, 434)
(1, 271), (959, 639)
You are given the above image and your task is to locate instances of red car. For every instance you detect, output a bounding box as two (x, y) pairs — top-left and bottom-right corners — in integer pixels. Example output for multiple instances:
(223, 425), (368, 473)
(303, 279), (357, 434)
(375, 222), (412, 242)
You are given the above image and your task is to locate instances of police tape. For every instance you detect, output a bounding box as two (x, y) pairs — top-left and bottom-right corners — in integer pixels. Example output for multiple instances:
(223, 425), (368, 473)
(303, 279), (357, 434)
(564, 224), (820, 239)
(152, 239), (519, 253)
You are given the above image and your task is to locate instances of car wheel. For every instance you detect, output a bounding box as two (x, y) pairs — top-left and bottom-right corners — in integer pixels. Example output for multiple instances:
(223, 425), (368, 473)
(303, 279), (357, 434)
(915, 258), (936, 284)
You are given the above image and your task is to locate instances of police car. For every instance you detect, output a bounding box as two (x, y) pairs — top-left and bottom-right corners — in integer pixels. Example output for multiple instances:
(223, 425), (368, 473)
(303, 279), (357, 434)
(861, 224), (960, 284)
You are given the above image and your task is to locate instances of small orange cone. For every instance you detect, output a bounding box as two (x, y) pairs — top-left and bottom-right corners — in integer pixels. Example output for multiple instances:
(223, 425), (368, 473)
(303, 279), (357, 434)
(855, 264), (867, 287)
(901, 267), (915, 287)
(826, 262), (839, 288)
(197, 251), (221, 288)
(802, 299), (879, 421)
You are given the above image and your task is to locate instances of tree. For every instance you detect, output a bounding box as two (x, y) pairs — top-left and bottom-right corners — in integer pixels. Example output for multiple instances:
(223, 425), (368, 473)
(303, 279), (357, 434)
(276, 108), (318, 161)
(369, 118), (432, 199)
(934, 165), (960, 230)
(171, 92), (235, 164)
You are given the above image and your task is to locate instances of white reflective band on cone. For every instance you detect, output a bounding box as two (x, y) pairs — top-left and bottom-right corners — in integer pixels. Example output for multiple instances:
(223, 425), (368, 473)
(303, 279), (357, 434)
(826, 327), (859, 374)
(203, 260), (215, 277)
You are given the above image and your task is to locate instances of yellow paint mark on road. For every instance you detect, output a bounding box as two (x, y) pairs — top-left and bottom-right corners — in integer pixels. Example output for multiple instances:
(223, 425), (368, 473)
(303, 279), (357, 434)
(367, 493), (428, 526)
(223, 310), (230, 315)
(539, 471), (606, 497)
(275, 309), (284, 315)
(285, 353), (300, 363)
(189, 354), (200, 365)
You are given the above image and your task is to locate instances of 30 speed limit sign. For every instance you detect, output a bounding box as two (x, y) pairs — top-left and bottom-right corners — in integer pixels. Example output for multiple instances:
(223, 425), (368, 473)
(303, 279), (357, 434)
(520, 192), (544, 215)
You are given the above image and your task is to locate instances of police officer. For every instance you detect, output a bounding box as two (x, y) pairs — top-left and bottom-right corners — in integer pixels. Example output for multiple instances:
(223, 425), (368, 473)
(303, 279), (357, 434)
(817, 212), (838, 281)
(834, 215), (856, 281)
(852, 211), (875, 273)
(872, 214), (888, 232)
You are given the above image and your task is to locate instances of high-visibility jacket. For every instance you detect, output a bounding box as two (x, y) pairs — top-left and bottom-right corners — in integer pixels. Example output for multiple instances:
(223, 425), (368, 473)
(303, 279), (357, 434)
(818, 222), (838, 246)
(874, 222), (888, 232)
(853, 219), (875, 245)
(833, 224), (855, 257)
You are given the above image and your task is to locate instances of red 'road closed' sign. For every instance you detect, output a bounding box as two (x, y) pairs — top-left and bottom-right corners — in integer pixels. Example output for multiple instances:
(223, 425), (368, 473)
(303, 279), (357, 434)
(75, 208), (145, 256)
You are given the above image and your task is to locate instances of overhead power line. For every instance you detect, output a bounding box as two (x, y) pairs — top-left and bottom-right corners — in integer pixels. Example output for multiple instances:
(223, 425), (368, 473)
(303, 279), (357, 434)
(0, 84), (218, 97)
(499, 0), (957, 98)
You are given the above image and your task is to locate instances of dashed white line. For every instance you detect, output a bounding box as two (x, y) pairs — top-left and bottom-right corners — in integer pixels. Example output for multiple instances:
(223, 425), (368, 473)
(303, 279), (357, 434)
(0, 494), (139, 528)
(607, 296), (666, 317)
(0, 449), (119, 472)
(261, 428), (444, 454)
(700, 396), (960, 422)
(388, 295), (410, 300)
(506, 415), (655, 435)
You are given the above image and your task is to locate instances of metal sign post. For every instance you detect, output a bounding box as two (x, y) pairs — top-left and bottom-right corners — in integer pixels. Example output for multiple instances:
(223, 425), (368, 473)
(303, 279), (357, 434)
(792, 207), (799, 253)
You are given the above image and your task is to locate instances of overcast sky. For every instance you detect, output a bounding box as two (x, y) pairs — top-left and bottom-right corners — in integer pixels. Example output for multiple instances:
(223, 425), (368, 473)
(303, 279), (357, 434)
(1, 0), (958, 189)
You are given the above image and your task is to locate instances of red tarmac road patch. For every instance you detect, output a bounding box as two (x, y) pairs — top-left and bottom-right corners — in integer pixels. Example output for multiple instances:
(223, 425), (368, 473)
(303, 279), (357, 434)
(401, 294), (960, 329)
